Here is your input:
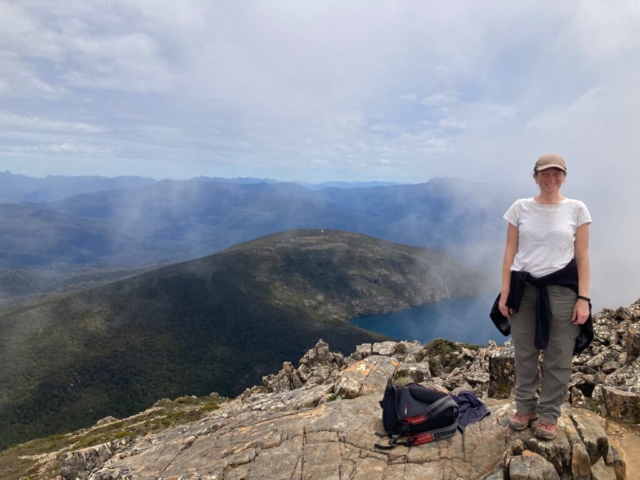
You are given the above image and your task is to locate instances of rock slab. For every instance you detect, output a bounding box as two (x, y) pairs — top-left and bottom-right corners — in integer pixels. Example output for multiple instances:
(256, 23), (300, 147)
(62, 355), (622, 480)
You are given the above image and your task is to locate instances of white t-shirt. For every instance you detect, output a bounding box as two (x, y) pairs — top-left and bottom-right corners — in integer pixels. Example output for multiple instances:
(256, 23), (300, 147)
(504, 197), (592, 278)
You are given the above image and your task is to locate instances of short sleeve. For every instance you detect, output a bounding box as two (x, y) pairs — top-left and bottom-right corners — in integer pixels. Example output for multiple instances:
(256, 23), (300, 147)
(503, 200), (521, 227)
(576, 201), (592, 227)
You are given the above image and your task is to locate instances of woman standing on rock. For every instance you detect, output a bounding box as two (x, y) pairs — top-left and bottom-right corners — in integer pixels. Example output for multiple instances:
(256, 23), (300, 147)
(493, 153), (593, 440)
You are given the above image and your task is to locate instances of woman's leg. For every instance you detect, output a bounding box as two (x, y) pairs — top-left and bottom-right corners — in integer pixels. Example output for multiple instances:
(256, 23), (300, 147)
(509, 283), (540, 414)
(537, 285), (580, 423)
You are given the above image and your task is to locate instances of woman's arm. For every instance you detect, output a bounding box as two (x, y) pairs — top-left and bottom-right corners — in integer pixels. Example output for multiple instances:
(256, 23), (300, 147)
(499, 223), (519, 318)
(572, 223), (590, 325)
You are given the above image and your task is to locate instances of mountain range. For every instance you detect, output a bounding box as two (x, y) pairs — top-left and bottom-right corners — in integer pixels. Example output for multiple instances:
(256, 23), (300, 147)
(1, 176), (516, 269)
(0, 171), (402, 204)
(0, 171), (157, 204)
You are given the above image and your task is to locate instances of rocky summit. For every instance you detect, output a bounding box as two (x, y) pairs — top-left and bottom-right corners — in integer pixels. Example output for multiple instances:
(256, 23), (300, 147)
(49, 298), (640, 480)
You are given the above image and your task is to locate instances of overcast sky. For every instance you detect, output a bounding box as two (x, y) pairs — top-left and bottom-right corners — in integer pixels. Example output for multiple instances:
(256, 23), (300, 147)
(1, 1), (638, 184)
(1, 1), (640, 307)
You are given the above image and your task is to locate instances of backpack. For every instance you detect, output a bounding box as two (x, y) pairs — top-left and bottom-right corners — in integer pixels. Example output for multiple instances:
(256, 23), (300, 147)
(374, 383), (459, 449)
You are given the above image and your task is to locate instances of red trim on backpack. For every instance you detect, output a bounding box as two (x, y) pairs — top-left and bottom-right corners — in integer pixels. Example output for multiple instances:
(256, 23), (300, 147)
(410, 433), (434, 445)
(402, 414), (426, 425)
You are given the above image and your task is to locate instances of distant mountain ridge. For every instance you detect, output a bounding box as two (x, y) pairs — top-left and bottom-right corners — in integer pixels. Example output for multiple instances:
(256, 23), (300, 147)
(0, 229), (485, 450)
(0, 171), (403, 204)
(0, 203), (175, 267)
(31, 177), (514, 265)
(0, 171), (157, 204)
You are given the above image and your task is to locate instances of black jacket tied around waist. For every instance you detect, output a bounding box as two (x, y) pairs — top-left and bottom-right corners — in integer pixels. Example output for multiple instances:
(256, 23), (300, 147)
(490, 259), (594, 355)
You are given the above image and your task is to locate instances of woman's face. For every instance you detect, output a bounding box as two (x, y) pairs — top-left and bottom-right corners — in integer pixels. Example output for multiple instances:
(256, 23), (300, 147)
(535, 167), (565, 194)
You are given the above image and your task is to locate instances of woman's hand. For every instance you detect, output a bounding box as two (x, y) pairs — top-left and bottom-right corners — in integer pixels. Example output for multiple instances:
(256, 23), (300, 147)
(499, 303), (514, 319)
(572, 298), (590, 325)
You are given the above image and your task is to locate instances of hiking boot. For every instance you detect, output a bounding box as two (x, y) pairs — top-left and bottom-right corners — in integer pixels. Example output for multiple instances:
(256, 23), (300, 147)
(508, 412), (536, 431)
(534, 421), (557, 440)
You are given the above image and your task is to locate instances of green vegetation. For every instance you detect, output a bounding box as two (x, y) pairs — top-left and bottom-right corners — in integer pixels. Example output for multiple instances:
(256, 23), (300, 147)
(422, 338), (481, 375)
(0, 263), (162, 312)
(391, 373), (413, 386)
(0, 394), (226, 480)
(0, 230), (482, 451)
(392, 343), (407, 355)
(495, 383), (511, 396)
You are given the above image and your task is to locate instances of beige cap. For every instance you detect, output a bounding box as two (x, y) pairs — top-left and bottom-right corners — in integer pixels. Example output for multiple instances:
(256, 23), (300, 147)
(534, 153), (567, 173)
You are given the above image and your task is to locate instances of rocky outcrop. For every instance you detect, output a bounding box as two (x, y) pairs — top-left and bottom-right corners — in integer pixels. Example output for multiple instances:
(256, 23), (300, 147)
(62, 355), (621, 480)
(60, 438), (132, 480)
(263, 339), (347, 393)
(60, 298), (640, 480)
(573, 299), (640, 424)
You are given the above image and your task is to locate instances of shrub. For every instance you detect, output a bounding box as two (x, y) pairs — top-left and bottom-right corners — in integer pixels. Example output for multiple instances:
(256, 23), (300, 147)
(392, 343), (407, 355)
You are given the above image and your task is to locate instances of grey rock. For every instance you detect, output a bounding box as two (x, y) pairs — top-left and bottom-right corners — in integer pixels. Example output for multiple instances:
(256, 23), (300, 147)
(602, 361), (621, 374)
(570, 386), (587, 408)
(571, 441), (592, 480)
(488, 347), (515, 399)
(262, 361), (303, 393)
(591, 457), (618, 480)
(60, 438), (132, 480)
(67, 391), (621, 480)
(372, 340), (397, 356)
(569, 408), (609, 465)
(508, 450), (560, 480)
(611, 445), (627, 480)
(351, 343), (373, 361)
(483, 470), (506, 480)
(334, 355), (398, 399)
(586, 351), (615, 369)
(601, 386), (640, 423)
(262, 339), (347, 393)
(625, 323), (640, 364)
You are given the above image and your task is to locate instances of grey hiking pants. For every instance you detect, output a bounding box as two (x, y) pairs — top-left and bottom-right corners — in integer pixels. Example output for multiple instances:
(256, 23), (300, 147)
(508, 283), (579, 423)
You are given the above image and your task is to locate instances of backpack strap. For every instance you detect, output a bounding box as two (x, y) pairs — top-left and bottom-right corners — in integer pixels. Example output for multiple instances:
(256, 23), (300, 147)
(401, 395), (459, 426)
(405, 421), (459, 447)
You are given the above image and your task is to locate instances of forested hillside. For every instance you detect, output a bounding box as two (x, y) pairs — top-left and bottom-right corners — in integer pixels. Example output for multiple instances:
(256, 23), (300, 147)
(0, 230), (485, 450)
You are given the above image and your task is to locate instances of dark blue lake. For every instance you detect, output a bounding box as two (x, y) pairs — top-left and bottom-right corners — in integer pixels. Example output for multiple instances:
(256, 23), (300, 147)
(351, 293), (506, 346)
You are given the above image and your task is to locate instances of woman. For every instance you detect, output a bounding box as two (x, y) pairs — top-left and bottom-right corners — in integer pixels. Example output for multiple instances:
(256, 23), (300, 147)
(498, 153), (592, 441)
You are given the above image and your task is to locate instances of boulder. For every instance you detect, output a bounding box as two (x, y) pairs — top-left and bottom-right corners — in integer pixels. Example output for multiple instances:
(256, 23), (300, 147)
(60, 438), (132, 480)
(488, 347), (515, 399)
(601, 386), (640, 423)
(350, 343), (373, 361)
(262, 361), (303, 393)
(262, 340), (347, 392)
(334, 355), (398, 399)
(508, 450), (560, 480)
(624, 323), (640, 364)
(591, 457), (618, 480)
(372, 340), (397, 356)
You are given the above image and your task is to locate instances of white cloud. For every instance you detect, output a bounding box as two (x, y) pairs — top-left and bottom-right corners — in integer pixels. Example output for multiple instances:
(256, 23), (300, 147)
(0, 52), (65, 98)
(439, 117), (467, 129)
(0, 112), (103, 133)
(1, 143), (112, 155)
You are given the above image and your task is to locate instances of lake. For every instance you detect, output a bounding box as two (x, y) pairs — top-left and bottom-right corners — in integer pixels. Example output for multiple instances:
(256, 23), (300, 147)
(351, 293), (507, 346)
